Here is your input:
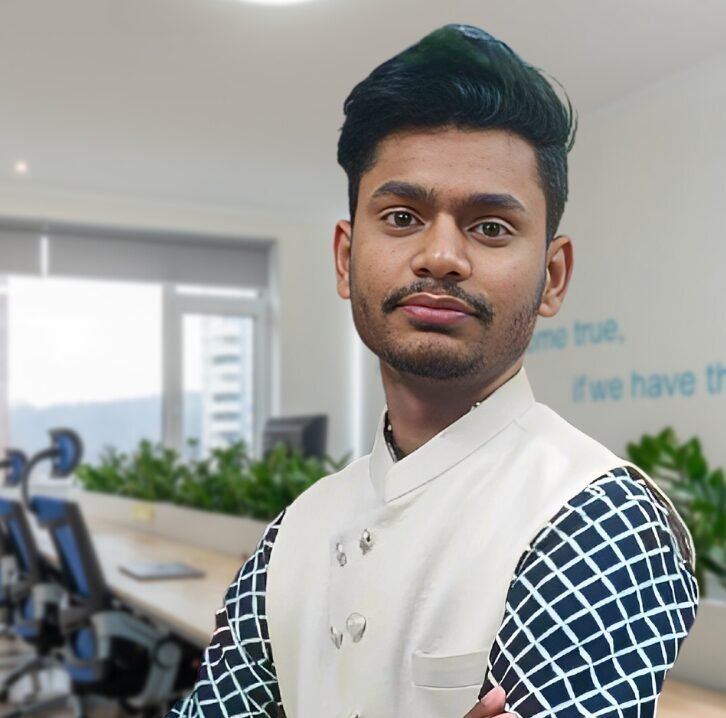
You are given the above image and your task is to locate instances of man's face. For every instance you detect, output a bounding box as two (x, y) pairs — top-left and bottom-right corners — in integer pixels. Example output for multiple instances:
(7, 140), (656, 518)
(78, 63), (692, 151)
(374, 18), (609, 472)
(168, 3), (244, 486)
(335, 127), (570, 386)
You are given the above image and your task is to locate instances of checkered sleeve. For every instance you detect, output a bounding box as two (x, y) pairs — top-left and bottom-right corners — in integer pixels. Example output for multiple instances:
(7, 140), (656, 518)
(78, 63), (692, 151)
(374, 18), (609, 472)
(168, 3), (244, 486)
(480, 467), (699, 718)
(166, 511), (285, 718)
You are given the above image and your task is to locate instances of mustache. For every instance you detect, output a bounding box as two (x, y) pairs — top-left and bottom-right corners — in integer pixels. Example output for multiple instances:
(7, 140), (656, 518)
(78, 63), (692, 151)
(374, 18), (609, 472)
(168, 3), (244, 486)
(381, 280), (494, 324)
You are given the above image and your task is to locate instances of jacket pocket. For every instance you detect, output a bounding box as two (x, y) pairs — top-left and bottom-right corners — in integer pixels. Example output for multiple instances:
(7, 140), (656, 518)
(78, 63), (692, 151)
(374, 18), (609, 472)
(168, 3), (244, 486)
(411, 648), (491, 716)
(412, 648), (489, 688)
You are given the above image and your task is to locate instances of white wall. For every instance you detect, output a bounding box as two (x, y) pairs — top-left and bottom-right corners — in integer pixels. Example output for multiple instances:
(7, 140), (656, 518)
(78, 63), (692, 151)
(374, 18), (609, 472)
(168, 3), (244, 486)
(0, 187), (357, 460)
(526, 50), (726, 609)
(526, 49), (726, 473)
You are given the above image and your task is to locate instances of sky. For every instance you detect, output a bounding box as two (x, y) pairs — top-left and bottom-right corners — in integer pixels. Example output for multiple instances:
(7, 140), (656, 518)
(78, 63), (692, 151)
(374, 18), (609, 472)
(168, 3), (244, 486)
(7, 276), (175, 407)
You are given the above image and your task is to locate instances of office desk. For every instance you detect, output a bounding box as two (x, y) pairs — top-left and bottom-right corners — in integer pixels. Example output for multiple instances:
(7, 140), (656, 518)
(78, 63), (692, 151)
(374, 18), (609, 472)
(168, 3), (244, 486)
(36, 518), (242, 648)
(89, 520), (244, 648)
(659, 679), (726, 716)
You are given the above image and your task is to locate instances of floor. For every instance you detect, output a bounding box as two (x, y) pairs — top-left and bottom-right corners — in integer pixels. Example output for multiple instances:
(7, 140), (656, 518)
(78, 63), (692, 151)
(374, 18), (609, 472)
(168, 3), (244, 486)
(658, 680), (726, 717)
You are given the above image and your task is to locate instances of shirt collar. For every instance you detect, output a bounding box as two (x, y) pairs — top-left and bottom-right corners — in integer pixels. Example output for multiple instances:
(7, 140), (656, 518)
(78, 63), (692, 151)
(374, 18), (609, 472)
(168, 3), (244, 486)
(369, 368), (535, 503)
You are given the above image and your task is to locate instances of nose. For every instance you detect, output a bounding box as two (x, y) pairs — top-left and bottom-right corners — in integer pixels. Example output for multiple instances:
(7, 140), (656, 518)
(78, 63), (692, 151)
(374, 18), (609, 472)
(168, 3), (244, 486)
(410, 217), (472, 281)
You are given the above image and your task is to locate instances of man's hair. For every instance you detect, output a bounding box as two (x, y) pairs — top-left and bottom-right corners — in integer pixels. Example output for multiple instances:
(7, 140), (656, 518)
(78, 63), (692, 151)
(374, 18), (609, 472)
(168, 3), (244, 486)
(337, 24), (577, 242)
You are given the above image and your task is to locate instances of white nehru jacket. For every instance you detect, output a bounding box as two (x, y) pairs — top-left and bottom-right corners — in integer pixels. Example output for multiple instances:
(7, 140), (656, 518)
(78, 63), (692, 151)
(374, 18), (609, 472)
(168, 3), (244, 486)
(266, 370), (632, 718)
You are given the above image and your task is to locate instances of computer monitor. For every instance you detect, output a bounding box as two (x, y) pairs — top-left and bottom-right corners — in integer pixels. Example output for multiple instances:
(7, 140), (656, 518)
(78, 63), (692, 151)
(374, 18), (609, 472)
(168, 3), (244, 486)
(262, 415), (327, 459)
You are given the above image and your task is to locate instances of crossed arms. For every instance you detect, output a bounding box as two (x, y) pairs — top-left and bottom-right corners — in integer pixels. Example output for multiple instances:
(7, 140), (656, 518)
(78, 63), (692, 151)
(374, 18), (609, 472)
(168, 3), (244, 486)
(169, 468), (698, 718)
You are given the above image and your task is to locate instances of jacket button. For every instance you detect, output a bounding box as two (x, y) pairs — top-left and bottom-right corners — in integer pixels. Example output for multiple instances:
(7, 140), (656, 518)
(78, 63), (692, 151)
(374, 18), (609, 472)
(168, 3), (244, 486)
(336, 542), (347, 567)
(359, 529), (374, 554)
(345, 613), (367, 643)
(330, 626), (343, 649)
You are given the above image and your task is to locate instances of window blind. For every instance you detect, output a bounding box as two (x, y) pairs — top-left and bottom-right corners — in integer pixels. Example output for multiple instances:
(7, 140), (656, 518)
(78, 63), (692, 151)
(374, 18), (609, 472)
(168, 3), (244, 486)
(0, 222), (271, 288)
(0, 227), (41, 275)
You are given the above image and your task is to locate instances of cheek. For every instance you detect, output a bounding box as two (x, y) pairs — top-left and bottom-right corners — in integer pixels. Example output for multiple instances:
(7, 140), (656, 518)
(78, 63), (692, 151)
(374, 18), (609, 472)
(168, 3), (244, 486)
(478, 255), (543, 307)
(503, 242), (546, 279)
(353, 243), (401, 295)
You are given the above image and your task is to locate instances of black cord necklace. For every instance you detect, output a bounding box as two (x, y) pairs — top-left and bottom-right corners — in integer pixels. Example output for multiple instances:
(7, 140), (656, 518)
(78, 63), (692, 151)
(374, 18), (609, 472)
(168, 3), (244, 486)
(384, 400), (484, 462)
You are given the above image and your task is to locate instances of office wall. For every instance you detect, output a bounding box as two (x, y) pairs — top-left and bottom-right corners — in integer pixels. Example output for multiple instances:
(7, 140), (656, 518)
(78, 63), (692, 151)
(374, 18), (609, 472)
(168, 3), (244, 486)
(526, 49), (726, 474)
(0, 188), (357, 460)
(526, 50), (726, 605)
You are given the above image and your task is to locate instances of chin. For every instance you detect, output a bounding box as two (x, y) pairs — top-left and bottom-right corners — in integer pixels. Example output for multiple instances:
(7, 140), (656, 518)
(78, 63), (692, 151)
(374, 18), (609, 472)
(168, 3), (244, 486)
(383, 346), (485, 382)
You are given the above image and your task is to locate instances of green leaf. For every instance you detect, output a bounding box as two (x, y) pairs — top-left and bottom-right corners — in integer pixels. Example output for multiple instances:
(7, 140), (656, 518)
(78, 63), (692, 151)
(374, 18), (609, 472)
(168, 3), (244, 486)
(625, 427), (726, 598)
(75, 436), (347, 522)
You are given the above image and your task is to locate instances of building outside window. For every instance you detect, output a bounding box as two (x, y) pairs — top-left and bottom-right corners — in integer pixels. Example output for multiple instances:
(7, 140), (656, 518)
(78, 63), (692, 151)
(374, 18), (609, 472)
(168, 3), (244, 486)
(183, 313), (256, 457)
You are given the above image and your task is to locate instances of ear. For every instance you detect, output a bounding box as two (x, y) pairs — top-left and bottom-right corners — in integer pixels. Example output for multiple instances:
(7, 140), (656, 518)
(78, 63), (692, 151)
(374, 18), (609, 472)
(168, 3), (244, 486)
(334, 220), (353, 300)
(538, 235), (573, 318)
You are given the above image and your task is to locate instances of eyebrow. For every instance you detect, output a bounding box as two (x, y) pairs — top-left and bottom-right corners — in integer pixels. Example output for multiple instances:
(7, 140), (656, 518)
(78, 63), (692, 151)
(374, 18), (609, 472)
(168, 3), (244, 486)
(369, 181), (527, 214)
(370, 181), (436, 204)
(461, 192), (527, 213)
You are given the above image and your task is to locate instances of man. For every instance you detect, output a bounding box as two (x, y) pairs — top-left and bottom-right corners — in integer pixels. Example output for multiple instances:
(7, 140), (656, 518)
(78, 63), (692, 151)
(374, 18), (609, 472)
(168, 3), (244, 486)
(170, 24), (697, 718)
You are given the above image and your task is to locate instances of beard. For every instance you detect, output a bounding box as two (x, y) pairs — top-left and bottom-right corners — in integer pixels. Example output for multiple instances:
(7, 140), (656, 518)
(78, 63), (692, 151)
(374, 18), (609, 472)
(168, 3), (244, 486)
(350, 274), (545, 382)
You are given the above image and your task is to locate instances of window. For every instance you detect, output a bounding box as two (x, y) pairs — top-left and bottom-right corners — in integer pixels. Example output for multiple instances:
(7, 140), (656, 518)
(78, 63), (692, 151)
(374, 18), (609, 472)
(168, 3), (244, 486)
(0, 222), (273, 464)
(5, 277), (162, 463)
(178, 311), (259, 457)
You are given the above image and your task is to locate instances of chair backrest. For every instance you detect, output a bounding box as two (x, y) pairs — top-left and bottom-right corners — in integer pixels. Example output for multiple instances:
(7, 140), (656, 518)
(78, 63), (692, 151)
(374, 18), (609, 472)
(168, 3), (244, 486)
(30, 496), (109, 614)
(0, 497), (44, 585)
(0, 521), (13, 603)
(0, 521), (8, 555)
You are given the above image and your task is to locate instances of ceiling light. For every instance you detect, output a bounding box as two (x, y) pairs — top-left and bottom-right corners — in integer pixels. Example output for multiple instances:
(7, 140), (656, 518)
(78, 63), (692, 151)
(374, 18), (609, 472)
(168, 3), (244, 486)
(14, 160), (29, 175)
(239, 0), (318, 5)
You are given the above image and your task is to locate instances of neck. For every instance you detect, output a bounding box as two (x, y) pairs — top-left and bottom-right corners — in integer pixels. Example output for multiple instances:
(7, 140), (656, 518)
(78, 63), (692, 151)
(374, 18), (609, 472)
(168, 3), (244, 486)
(380, 361), (523, 457)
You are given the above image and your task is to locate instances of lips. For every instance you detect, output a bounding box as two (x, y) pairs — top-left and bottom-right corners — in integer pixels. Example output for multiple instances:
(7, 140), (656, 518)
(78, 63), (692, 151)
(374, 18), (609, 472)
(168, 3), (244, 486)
(398, 293), (476, 325)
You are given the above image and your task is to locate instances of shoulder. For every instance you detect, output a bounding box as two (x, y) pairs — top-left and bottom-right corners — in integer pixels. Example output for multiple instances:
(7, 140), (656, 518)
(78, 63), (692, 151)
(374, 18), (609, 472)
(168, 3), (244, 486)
(533, 467), (692, 558)
(549, 466), (672, 531)
(523, 467), (694, 572)
(514, 403), (631, 489)
(512, 466), (699, 622)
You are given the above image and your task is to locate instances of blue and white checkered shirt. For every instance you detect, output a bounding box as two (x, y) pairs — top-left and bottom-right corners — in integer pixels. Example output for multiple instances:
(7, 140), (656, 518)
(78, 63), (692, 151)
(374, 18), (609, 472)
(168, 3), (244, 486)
(168, 466), (697, 718)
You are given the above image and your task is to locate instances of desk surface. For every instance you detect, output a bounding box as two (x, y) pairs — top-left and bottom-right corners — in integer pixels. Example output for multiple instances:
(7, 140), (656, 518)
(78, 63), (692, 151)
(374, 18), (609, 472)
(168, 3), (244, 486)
(92, 520), (244, 647)
(38, 517), (241, 648)
(659, 679), (726, 716)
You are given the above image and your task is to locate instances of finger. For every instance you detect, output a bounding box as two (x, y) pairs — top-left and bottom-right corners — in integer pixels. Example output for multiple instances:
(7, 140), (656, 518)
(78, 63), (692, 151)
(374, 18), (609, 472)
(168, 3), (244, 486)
(462, 686), (507, 717)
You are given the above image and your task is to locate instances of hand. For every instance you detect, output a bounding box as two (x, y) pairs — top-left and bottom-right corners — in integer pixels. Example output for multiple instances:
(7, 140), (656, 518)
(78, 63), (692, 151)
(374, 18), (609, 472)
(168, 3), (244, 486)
(462, 686), (514, 718)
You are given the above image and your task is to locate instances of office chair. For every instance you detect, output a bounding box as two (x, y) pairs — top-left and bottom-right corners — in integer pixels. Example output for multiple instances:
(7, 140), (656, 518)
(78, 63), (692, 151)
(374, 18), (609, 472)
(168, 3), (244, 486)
(0, 525), (13, 638)
(0, 487), (22, 661)
(0, 453), (27, 490)
(0, 451), (25, 640)
(0, 450), (71, 718)
(23, 429), (194, 717)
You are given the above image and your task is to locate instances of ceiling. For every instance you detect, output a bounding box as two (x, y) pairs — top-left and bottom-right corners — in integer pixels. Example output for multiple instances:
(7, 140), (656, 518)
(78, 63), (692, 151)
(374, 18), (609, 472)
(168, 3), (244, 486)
(1, 0), (726, 219)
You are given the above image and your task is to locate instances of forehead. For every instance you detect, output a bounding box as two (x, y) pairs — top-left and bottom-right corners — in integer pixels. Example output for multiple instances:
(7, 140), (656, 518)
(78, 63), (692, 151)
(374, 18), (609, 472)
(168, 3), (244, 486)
(360, 127), (544, 210)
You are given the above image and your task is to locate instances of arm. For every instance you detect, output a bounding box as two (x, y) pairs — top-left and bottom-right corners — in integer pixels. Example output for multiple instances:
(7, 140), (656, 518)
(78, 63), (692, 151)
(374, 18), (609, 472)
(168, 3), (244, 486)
(479, 467), (698, 718)
(166, 512), (286, 718)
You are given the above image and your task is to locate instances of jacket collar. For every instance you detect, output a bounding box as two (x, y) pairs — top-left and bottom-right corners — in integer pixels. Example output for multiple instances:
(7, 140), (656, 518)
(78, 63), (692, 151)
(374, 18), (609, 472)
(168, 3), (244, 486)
(369, 369), (535, 503)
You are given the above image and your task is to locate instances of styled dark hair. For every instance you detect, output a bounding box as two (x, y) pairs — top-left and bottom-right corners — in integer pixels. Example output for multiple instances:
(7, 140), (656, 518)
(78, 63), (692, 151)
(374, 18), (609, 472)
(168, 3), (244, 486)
(337, 25), (577, 241)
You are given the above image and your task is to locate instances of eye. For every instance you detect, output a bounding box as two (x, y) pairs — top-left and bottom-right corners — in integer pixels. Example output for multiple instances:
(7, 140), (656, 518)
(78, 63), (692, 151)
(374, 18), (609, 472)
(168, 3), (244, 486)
(383, 211), (421, 229)
(471, 220), (511, 239)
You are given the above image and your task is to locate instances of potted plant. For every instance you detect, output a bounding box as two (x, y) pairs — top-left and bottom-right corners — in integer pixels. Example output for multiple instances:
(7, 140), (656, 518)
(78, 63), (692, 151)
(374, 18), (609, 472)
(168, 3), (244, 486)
(73, 440), (188, 527)
(626, 427), (726, 596)
(73, 439), (347, 556)
(626, 427), (726, 693)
